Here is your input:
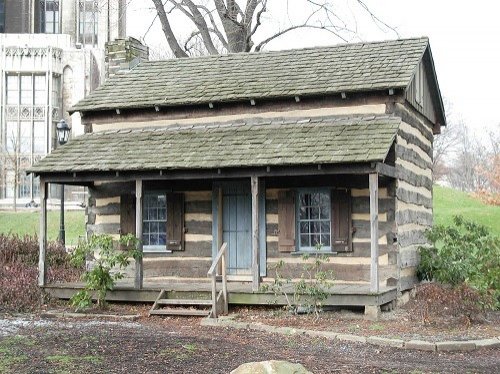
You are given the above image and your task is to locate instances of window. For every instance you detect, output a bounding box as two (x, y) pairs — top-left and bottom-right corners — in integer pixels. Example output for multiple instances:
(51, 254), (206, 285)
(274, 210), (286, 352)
(297, 190), (331, 251)
(277, 188), (352, 253)
(0, 0), (5, 33)
(142, 193), (167, 251)
(19, 122), (31, 154)
(5, 121), (17, 153)
(39, 0), (60, 34)
(6, 75), (19, 105)
(78, 1), (98, 46)
(34, 75), (46, 105)
(33, 122), (46, 154)
(52, 75), (61, 108)
(21, 76), (33, 105)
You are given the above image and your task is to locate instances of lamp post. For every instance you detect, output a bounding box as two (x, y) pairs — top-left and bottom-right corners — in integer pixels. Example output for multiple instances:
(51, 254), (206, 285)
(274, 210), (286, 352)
(56, 119), (71, 245)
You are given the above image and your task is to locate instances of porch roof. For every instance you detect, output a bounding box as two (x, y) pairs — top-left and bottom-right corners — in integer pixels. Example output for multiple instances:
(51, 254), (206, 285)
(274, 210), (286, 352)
(29, 115), (400, 175)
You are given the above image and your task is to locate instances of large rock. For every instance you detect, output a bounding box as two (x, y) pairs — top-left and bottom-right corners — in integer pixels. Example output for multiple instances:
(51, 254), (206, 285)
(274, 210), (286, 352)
(231, 360), (313, 374)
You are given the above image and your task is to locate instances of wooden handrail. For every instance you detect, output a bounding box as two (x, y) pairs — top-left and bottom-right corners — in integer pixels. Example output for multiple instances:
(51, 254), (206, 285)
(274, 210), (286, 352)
(208, 242), (228, 318)
(207, 242), (227, 276)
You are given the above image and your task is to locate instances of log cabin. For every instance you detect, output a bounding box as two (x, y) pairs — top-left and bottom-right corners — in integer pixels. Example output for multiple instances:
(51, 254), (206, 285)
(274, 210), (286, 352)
(28, 37), (445, 318)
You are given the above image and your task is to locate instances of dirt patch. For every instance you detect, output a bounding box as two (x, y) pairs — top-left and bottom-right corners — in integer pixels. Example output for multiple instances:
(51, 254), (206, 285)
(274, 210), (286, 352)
(1, 314), (499, 374)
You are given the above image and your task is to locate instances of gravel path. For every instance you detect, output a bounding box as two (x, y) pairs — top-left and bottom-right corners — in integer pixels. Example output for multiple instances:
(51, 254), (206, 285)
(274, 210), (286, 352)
(0, 316), (498, 373)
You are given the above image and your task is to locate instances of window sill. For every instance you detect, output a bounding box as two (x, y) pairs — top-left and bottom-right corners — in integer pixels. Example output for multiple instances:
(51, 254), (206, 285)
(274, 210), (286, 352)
(291, 251), (338, 257)
(143, 250), (173, 257)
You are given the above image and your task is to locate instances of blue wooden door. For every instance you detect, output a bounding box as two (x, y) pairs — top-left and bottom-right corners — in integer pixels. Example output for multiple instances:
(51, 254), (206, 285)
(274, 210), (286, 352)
(222, 182), (252, 275)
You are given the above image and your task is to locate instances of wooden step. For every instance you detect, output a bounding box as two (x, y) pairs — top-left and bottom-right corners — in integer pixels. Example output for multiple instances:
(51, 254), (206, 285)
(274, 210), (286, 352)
(149, 308), (210, 316)
(156, 298), (212, 306)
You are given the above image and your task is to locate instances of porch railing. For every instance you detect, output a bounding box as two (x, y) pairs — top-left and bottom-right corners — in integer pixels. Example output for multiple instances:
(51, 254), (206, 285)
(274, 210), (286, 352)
(207, 242), (228, 318)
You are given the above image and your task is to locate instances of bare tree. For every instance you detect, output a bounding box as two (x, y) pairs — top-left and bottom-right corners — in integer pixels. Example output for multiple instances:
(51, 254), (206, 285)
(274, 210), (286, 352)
(2, 130), (31, 212)
(149, 0), (396, 57)
(446, 122), (491, 193)
(432, 100), (460, 181)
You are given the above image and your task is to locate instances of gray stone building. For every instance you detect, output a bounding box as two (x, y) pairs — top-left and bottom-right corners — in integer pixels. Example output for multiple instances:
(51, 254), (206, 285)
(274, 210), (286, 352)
(0, 0), (127, 205)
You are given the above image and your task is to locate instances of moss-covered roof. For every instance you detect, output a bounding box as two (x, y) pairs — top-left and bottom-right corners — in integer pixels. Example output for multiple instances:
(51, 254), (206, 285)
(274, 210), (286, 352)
(29, 115), (400, 175)
(70, 38), (429, 113)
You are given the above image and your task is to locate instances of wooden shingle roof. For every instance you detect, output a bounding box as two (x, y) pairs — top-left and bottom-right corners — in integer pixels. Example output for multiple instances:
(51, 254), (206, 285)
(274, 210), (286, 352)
(70, 38), (430, 113)
(30, 115), (400, 175)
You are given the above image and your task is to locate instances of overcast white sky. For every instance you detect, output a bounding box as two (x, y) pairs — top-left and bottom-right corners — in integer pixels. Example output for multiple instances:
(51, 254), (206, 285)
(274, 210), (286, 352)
(126, 0), (500, 134)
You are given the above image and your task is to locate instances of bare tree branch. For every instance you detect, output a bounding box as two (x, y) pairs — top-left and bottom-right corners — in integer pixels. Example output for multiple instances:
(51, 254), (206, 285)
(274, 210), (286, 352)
(173, 0), (219, 54)
(152, 0), (189, 58)
(195, 4), (229, 49)
(150, 0), (396, 56)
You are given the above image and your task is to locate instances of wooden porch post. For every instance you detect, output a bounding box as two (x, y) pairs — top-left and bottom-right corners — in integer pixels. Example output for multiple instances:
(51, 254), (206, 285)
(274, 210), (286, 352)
(251, 175), (260, 291)
(38, 179), (48, 287)
(369, 173), (379, 293)
(135, 179), (143, 289)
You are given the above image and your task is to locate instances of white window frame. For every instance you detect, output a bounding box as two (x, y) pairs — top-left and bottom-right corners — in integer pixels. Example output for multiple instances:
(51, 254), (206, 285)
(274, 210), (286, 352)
(296, 188), (332, 252)
(142, 192), (168, 252)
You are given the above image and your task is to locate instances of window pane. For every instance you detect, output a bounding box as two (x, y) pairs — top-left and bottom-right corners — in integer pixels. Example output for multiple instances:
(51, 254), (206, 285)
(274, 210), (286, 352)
(143, 193), (167, 248)
(298, 191), (331, 251)
(20, 122), (31, 154)
(7, 75), (19, 105)
(33, 122), (46, 154)
(5, 122), (17, 152)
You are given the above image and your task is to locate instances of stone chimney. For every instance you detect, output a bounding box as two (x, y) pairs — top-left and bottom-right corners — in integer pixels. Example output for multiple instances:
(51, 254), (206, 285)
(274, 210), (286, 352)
(105, 37), (149, 78)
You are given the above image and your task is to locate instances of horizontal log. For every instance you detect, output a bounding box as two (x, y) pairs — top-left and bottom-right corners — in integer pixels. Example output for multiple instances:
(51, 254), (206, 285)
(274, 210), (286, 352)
(397, 129), (432, 158)
(184, 191), (212, 201)
(185, 220), (212, 235)
(396, 187), (432, 209)
(390, 103), (433, 142)
(352, 220), (394, 239)
(266, 262), (398, 283)
(396, 165), (433, 190)
(266, 223), (279, 236)
(352, 196), (394, 214)
(351, 188), (388, 198)
(87, 203), (121, 215)
(397, 159), (432, 180)
(87, 223), (120, 235)
(396, 210), (433, 226)
(399, 275), (419, 291)
(180, 241), (212, 257)
(185, 200), (212, 214)
(266, 199), (278, 214)
(395, 144), (431, 171)
(95, 214), (120, 225)
(91, 182), (135, 197)
(95, 196), (120, 207)
(397, 136), (432, 165)
(398, 229), (428, 248)
(400, 245), (420, 268)
(143, 257), (212, 278)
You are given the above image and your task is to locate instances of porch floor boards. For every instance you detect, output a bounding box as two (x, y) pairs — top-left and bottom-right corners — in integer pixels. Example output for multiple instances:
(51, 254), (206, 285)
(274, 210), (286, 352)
(44, 279), (397, 307)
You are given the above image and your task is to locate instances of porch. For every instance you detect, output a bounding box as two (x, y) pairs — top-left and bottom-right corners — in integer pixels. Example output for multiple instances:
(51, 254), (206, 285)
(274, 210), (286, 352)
(43, 279), (397, 315)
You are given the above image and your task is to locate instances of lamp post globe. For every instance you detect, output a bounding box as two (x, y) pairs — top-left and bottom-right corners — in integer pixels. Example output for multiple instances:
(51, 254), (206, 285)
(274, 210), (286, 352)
(56, 119), (71, 145)
(56, 119), (71, 245)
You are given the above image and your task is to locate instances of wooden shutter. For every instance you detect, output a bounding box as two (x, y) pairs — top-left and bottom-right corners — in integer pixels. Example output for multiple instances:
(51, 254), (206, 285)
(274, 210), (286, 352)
(167, 192), (185, 251)
(278, 190), (295, 252)
(331, 189), (352, 252)
(120, 194), (136, 236)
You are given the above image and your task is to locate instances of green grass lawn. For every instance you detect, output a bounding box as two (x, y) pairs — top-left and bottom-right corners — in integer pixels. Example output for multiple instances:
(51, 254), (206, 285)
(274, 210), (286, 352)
(0, 209), (86, 245)
(433, 185), (500, 235)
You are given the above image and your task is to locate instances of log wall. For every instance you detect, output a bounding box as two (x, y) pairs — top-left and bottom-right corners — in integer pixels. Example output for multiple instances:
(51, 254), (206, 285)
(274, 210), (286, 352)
(264, 187), (398, 286)
(86, 182), (213, 279)
(391, 102), (434, 290)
